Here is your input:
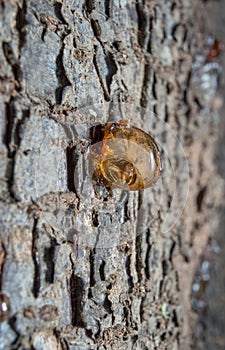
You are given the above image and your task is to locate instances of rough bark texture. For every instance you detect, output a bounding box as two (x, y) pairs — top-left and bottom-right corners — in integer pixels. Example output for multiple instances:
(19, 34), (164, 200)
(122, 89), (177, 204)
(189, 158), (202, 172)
(0, 0), (224, 349)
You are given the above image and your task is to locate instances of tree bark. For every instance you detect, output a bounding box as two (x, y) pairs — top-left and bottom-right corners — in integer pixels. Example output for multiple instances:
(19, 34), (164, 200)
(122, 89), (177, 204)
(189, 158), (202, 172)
(0, 0), (224, 349)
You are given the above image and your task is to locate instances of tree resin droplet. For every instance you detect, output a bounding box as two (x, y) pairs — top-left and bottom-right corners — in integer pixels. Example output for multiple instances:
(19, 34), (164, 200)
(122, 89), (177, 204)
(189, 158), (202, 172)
(205, 36), (224, 60)
(91, 121), (162, 191)
(0, 293), (10, 322)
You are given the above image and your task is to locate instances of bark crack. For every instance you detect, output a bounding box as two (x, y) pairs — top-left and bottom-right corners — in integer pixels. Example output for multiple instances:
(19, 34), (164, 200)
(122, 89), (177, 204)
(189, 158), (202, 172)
(88, 249), (96, 298)
(144, 229), (151, 280)
(69, 256), (86, 327)
(125, 254), (134, 292)
(54, 2), (67, 25)
(84, 0), (95, 16)
(104, 0), (111, 19)
(135, 1), (148, 49)
(90, 18), (117, 99)
(93, 45), (110, 101)
(66, 146), (78, 194)
(4, 100), (30, 201)
(16, 0), (27, 55)
(44, 237), (57, 284)
(140, 63), (151, 108)
(2, 42), (21, 89)
(55, 43), (71, 104)
(135, 233), (143, 283)
(32, 219), (40, 298)
(8, 316), (21, 349)
(105, 52), (117, 93)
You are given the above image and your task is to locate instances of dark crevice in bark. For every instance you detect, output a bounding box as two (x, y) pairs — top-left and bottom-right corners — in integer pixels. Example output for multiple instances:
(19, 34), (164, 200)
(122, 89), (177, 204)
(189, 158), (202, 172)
(169, 240), (176, 264)
(194, 97), (204, 112)
(54, 2), (67, 24)
(112, 40), (120, 52)
(152, 71), (157, 99)
(5, 159), (16, 201)
(171, 23), (187, 44)
(69, 272), (85, 327)
(92, 210), (99, 227)
(99, 259), (106, 281)
(4, 99), (15, 154)
(140, 296), (144, 323)
(125, 254), (134, 292)
(171, 23), (180, 42)
(140, 64), (150, 108)
(166, 82), (173, 95)
(41, 28), (47, 42)
(162, 14), (166, 42)
(123, 306), (130, 327)
(160, 332), (166, 341)
(105, 52), (117, 93)
(135, 2), (147, 48)
(131, 335), (138, 347)
(91, 19), (117, 96)
(91, 21), (117, 93)
(103, 295), (112, 314)
(135, 233), (143, 283)
(85, 329), (94, 341)
(162, 259), (168, 278)
(2, 42), (21, 88)
(16, 0), (27, 54)
(88, 249), (96, 298)
(122, 195), (130, 222)
(183, 26), (188, 44)
(32, 219), (40, 298)
(196, 186), (207, 212)
(185, 107), (191, 121)
(8, 316), (21, 349)
(53, 329), (70, 350)
(84, 0), (95, 15)
(44, 237), (57, 284)
(0, 241), (6, 290)
(90, 123), (105, 144)
(144, 229), (151, 279)
(66, 146), (78, 194)
(171, 2), (177, 11)
(185, 70), (192, 93)
(4, 99), (25, 201)
(172, 309), (179, 327)
(0, 1), (4, 11)
(147, 16), (153, 54)
(164, 105), (169, 122)
(159, 279), (163, 298)
(137, 191), (143, 211)
(4, 102), (29, 155)
(91, 19), (102, 43)
(55, 45), (71, 104)
(14, 108), (30, 149)
(104, 0), (110, 18)
(175, 270), (180, 293)
(93, 46), (110, 101)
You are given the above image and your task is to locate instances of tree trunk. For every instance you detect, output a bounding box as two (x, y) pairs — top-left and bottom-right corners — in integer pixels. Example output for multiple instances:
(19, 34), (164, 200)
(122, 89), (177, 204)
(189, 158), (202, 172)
(0, 0), (224, 349)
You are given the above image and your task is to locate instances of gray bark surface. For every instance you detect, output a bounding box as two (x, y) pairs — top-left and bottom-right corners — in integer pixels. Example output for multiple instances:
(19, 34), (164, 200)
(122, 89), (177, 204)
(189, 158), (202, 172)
(0, 0), (224, 349)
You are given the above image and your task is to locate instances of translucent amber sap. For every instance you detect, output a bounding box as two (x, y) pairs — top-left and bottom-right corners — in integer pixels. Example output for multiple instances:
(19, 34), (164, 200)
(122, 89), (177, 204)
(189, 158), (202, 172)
(91, 121), (162, 191)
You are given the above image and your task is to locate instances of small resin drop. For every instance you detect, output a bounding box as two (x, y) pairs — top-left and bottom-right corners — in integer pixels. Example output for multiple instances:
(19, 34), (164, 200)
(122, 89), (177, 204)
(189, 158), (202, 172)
(205, 36), (224, 60)
(90, 121), (162, 191)
(0, 293), (10, 322)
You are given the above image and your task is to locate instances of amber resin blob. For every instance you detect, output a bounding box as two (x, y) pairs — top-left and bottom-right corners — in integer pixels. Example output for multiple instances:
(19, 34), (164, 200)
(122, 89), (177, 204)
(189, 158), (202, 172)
(90, 121), (162, 191)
